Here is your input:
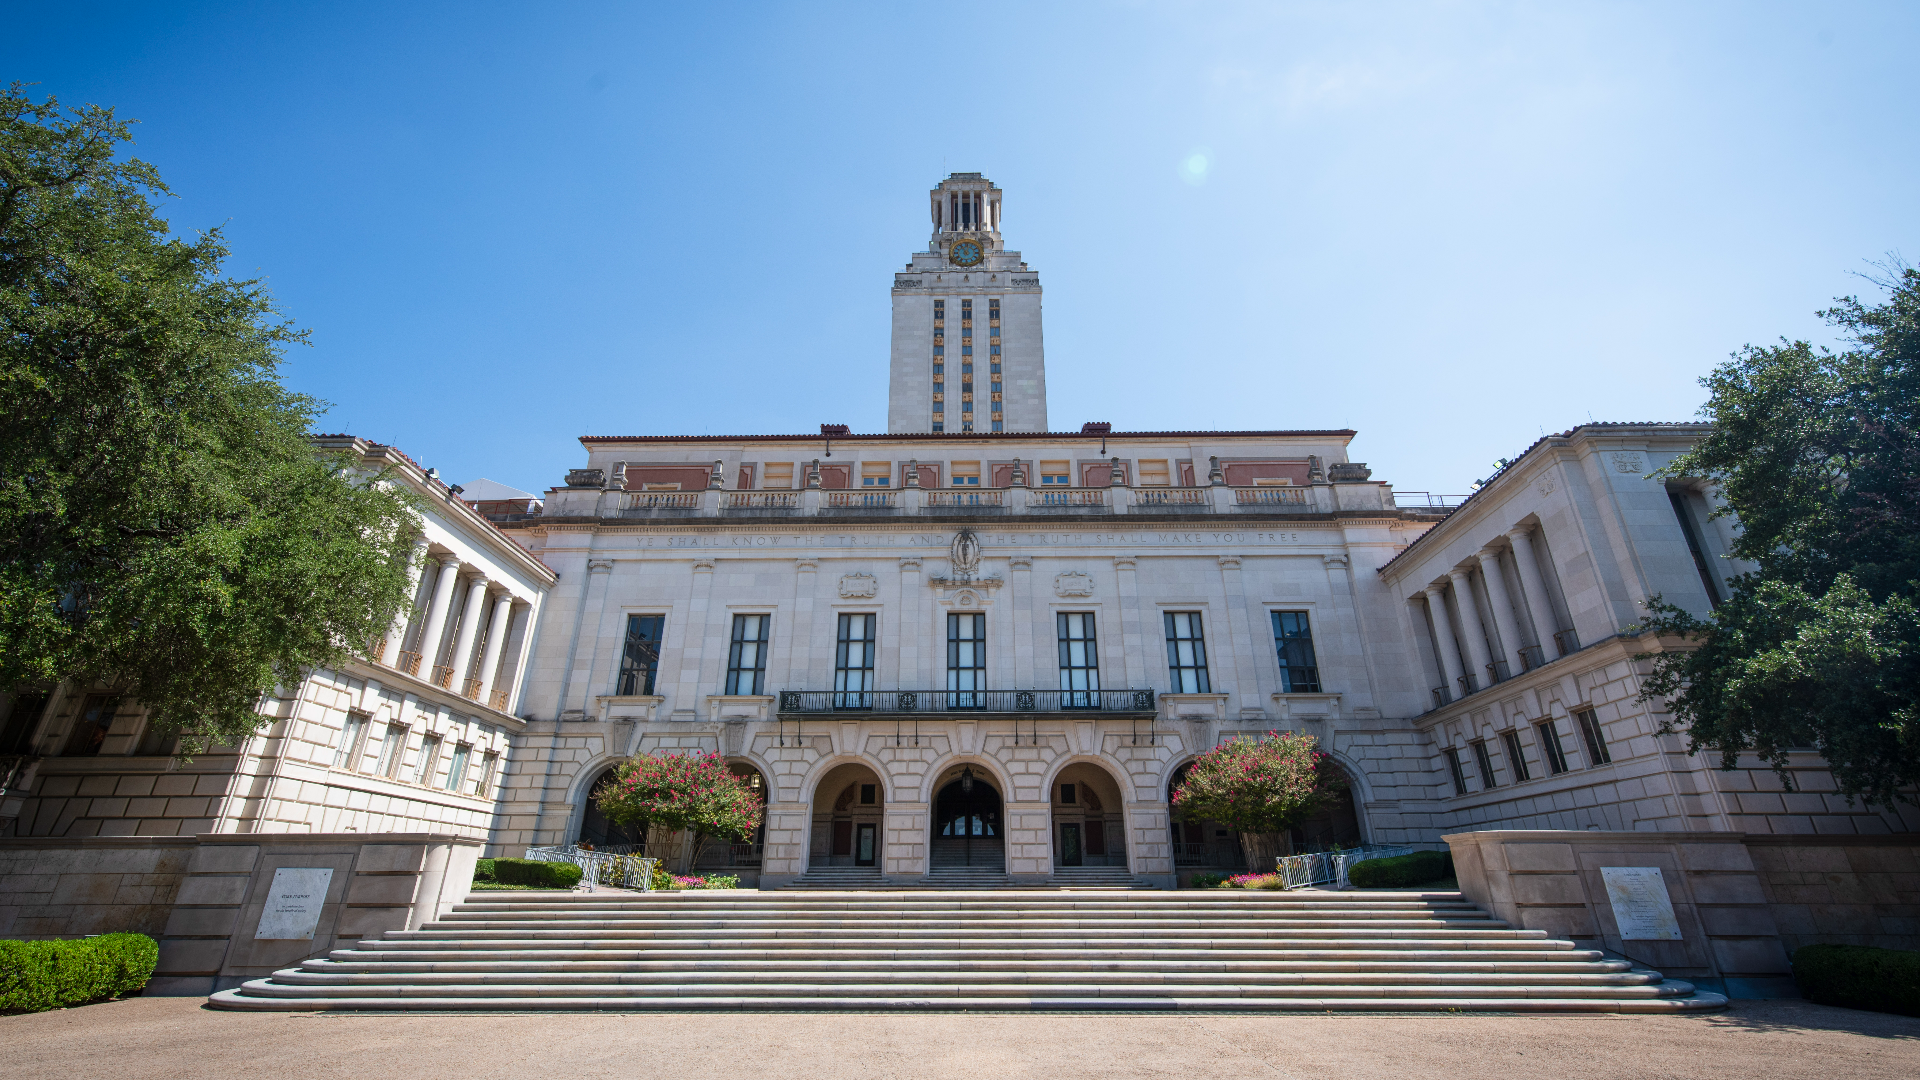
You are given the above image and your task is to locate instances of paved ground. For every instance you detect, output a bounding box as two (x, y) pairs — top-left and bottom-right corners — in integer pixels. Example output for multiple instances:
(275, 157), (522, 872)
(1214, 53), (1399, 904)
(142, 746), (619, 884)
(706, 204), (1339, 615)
(5, 997), (1919, 1079)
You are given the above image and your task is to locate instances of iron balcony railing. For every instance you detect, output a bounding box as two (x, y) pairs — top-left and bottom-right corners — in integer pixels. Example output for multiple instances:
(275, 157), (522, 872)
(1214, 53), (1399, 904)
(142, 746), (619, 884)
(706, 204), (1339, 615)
(776, 688), (1156, 715)
(1517, 644), (1547, 672)
(1553, 628), (1580, 656)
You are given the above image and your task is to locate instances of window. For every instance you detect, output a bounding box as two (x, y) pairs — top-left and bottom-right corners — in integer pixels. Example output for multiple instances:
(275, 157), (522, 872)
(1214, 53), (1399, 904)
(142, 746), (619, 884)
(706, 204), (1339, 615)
(1057, 612), (1100, 706)
(444, 743), (471, 791)
(1668, 490), (1723, 607)
(932, 422), (944, 432)
(1060, 783), (1076, 804)
(726, 614), (771, 695)
(63, 694), (119, 757)
(1445, 747), (1469, 796)
(1537, 720), (1569, 775)
(991, 421), (1003, 432)
(1039, 460), (1070, 485)
(834, 613), (877, 707)
(763, 463), (794, 489)
(1164, 612), (1211, 693)
(1138, 460), (1170, 486)
(860, 783), (876, 805)
(334, 711), (369, 770)
(990, 344), (1001, 356)
(1271, 612), (1322, 693)
(1501, 730), (1530, 782)
(375, 724), (408, 778)
(475, 751), (499, 796)
(990, 361), (1001, 374)
(861, 463), (891, 487)
(951, 462), (980, 486)
(1574, 707), (1612, 766)
(933, 363), (944, 376)
(1472, 739), (1498, 789)
(990, 325), (1000, 337)
(618, 615), (665, 696)
(415, 734), (442, 784)
(947, 612), (986, 707)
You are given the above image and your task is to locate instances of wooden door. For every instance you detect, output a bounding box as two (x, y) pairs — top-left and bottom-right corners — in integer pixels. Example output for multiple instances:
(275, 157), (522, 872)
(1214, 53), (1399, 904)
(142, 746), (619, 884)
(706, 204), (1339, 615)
(831, 819), (853, 857)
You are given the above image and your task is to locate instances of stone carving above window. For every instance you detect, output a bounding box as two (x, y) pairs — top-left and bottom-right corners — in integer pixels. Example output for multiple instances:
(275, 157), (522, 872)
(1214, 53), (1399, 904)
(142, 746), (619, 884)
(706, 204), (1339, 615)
(1612, 452), (1645, 473)
(1054, 572), (1095, 597)
(838, 572), (878, 598)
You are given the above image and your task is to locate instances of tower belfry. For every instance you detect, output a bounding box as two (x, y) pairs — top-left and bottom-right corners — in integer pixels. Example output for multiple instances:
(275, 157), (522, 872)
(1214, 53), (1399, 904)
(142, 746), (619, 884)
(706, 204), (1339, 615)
(888, 173), (1048, 434)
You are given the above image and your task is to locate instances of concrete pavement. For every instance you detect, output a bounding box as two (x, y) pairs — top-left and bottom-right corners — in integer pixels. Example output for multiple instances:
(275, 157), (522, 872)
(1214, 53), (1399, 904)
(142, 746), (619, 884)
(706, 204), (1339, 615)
(4, 997), (1919, 1079)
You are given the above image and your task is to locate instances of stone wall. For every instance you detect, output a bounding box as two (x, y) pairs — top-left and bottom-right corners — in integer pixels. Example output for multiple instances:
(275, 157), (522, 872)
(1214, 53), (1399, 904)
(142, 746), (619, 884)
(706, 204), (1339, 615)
(1746, 835), (1920, 953)
(0, 836), (196, 939)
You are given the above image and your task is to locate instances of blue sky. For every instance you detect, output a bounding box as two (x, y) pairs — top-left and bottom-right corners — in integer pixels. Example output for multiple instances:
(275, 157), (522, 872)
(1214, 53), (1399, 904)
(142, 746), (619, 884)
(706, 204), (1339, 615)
(9, 2), (1918, 496)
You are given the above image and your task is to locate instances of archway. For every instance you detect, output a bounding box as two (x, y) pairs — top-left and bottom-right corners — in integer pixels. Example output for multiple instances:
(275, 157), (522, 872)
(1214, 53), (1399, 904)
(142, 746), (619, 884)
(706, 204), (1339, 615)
(694, 760), (771, 873)
(576, 765), (645, 852)
(809, 762), (885, 869)
(1289, 760), (1364, 853)
(1049, 761), (1128, 869)
(1166, 760), (1246, 872)
(931, 764), (1004, 870)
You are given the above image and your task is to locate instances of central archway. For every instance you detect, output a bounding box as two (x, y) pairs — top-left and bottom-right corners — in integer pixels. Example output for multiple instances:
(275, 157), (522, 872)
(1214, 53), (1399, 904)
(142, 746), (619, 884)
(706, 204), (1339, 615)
(810, 762), (885, 869)
(1049, 761), (1127, 870)
(931, 764), (1003, 870)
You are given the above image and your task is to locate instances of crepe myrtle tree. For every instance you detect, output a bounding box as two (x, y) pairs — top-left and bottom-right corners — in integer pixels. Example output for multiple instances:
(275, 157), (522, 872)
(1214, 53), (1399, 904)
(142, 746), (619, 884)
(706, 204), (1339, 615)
(1171, 731), (1345, 871)
(595, 752), (765, 872)
(0, 86), (419, 753)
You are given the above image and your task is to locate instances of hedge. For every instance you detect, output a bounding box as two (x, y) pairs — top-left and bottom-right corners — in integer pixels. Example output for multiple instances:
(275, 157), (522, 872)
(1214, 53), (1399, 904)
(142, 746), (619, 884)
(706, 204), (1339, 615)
(1792, 944), (1920, 1017)
(1347, 850), (1453, 889)
(0, 933), (159, 1013)
(473, 858), (496, 883)
(486, 858), (583, 889)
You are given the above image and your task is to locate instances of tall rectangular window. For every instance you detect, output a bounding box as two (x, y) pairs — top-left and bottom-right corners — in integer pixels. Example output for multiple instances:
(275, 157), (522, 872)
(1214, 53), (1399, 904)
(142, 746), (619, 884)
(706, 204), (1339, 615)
(947, 613), (986, 707)
(1057, 612), (1100, 706)
(415, 734), (442, 785)
(63, 694), (119, 757)
(1501, 729), (1531, 782)
(444, 742), (471, 791)
(1471, 739), (1498, 789)
(834, 613), (877, 708)
(333, 711), (369, 770)
(725, 614), (770, 695)
(618, 614), (665, 696)
(1445, 747), (1469, 796)
(1164, 612), (1211, 693)
(1668, 490), (1723, 607)
(1574, 707), (1613, 766)
(1271, 612), (1322, 693)
(475, 750), (499, 796)
(375, 724), (408, 778)
(1537, 720), (1569, 775)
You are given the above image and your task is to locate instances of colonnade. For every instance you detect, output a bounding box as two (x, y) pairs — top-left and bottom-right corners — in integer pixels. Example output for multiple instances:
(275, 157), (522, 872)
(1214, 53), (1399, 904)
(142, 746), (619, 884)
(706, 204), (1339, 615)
(932, 188), (1000, 232)
(1417, 524), (1572, 705)
(377, 540), (532, 711)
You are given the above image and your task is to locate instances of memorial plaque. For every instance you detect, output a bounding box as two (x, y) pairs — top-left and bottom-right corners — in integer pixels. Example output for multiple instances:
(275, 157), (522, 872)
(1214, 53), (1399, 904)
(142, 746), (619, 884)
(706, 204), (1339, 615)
(1600, 866), (1682, 941)
(254, 867), (335, 941)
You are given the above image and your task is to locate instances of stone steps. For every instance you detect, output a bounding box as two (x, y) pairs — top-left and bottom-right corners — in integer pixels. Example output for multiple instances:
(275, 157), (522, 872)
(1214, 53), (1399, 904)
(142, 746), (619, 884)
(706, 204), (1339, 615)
(207, 889), (1728, 1013)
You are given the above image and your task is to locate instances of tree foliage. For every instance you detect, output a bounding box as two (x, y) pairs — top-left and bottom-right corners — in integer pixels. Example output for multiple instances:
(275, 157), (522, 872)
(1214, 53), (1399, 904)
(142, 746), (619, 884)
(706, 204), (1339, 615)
(1639, 265), (1920, 805)
(595, 752), (764, 842)
(1170, 731), (1344, 835)
(0, 86), (418, 751)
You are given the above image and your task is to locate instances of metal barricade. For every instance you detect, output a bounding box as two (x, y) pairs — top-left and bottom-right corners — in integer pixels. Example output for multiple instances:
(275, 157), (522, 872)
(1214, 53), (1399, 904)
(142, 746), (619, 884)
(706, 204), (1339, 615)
(524, 845), (658, 892)
(1275, 845), (1417, 890)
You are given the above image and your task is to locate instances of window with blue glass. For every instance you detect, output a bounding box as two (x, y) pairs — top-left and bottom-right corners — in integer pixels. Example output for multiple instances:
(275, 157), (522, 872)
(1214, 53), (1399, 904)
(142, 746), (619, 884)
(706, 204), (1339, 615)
(947, 613), (986, 708)
(834, 613), (876, 708)
(725, 614), (770, 695)
(1057, 612), (1100, 706)
(1271, 611), (1321, 693)
(1164, 612), (1210, 693)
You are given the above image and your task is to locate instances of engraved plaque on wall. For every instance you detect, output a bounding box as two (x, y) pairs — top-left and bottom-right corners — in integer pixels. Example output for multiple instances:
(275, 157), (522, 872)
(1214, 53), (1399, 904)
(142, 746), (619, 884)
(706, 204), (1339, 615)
(254, 867), (335, 940)
(1600, 866), (1682, 941)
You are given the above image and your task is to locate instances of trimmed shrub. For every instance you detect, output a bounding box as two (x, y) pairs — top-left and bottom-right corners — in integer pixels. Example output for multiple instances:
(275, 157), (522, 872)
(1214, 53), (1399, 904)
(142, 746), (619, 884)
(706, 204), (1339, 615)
(1792, 944), (1920, 1017)
(488, 858), (583, 889)
(472, 858), (496, 884)
(1347, 850), (1453, 889)
(1187, 871), (1229, 889)
(0, 933), (159, 1013)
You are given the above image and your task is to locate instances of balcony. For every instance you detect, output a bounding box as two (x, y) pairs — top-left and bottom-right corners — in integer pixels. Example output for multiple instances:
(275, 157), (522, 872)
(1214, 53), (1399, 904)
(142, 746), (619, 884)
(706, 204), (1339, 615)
(776, 689), (1157, 716)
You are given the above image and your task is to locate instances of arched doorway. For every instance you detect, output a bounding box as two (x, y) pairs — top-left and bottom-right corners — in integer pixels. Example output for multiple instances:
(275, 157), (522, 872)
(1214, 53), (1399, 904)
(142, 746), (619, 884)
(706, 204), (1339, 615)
(576, 766), (645, 851)
(1049, 762), (1128, 869)
(1167, 761), (1246, 872)
(810, 762), (885, 869)
(1290, 761), (1364, 852)
(931, 764), (1003, 870)
(694, 761), (770, 874)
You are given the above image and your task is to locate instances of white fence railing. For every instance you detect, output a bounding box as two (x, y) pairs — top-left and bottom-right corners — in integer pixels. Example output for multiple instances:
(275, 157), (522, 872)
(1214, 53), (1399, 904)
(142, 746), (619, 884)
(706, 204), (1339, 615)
(1274, 845), (1416, 890)
(524, 845), (658, 891)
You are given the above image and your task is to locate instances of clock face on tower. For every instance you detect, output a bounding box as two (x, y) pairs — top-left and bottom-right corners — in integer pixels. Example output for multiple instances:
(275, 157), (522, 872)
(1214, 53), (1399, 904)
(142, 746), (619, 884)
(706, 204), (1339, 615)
(948, 240), (984, 267)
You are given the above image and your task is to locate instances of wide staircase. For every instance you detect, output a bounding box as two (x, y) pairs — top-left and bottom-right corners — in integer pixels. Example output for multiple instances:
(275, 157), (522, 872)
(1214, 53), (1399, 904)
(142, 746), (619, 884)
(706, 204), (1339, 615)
(208, 889), (1728, 1013)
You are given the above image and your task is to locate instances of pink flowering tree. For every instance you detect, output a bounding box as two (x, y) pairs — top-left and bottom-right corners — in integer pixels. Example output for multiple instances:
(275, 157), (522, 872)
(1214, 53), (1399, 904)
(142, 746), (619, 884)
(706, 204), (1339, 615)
(595, 752), (764, 872)
(1170, 731), (1345, 871)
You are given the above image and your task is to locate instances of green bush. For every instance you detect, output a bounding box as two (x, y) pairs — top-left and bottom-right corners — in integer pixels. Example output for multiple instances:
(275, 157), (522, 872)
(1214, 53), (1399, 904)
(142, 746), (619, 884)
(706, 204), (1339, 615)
(472, 858), (496, 884)
(1187, 871), (1229, 889)
(0, 933), (159, 1013)
(488, 858), (583, 889)
(1792, 944), (1920, 1017)
(1347, 850), (1453, 889)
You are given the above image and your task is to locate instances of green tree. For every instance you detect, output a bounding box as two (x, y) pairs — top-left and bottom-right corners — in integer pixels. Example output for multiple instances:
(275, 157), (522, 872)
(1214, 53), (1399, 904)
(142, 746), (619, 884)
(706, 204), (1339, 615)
(1171, 731), (1344, 868)
(0, 86), (418, 752)
(1639, 265), (1920, 805)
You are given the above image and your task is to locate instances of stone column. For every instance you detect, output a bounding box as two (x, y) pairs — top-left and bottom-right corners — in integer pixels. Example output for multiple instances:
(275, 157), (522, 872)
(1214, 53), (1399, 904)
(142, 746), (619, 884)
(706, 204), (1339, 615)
(1507, 526), (1562, 651)
(1217, 556), (1256, 713)
(475, 592), (517, 704)
(1113, 556), (1143, 690)
(381, 536), (431, 667)
(1423, 585), (1466, 698)
(1477, 550), (1526, 678)
(449, 576), (492, 691)
(1447, 569), (1493, 690)
(412, 558), (463, 678)
(1010, 556), (1034, 691)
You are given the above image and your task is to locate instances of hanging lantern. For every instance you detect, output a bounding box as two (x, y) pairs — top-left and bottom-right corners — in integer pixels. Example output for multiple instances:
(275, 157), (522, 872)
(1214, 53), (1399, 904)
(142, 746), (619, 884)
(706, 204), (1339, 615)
(960, 766), (975, 796)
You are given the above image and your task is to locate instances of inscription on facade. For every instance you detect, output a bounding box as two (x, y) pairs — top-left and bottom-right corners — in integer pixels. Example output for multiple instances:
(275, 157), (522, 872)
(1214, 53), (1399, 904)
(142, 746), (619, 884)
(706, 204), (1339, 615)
(1600, 866), (1683, 940)
(254, 867), (334, 941)
(641, 530), (1311, 550)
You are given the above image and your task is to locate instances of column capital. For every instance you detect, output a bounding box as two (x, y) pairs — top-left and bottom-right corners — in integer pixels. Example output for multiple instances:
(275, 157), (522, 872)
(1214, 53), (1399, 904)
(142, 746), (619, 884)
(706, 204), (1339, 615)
(586, 558), (614, 573)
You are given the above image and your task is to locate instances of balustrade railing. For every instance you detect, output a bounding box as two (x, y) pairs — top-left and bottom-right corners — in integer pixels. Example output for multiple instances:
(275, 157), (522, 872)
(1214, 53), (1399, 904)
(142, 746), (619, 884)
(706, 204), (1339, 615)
(724, 491), (800, 510)
(925, 489), (1004, 508)
(462, 677), (484, 700)
(1132, 487), (1210, 508)
(397, 651), (423, 676)
(1234, 486), (1308, 506)
(1035, 487), (1108, 507)
(488, 688), (511, 710)
(623, 491), (700, 511)
(826, 490), (896, 509)
(431, 665), (456, 689)
(777, 688), (1156, 715)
